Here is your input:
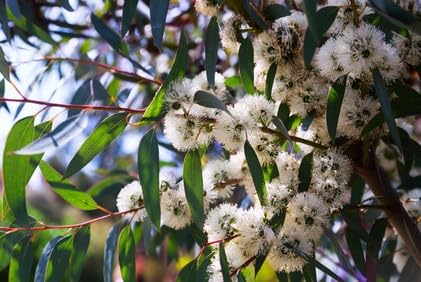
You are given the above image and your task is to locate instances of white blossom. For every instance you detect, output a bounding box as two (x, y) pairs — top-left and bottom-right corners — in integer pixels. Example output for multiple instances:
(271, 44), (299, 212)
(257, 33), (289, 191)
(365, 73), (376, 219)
(116, 181), (147, 222)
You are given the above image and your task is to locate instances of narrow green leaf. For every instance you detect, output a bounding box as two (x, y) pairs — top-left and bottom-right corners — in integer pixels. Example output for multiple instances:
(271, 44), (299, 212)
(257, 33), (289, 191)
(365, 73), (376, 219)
(205, 17), (219, 86)
(340, 208), (369, 241)
(119, 225), (136, 282)
(372, 68), (402, 152)
(183, 150), (204, 227)
(3, 117), (51, 222)
(327, 76), (347, 142)
(68, 80), (92, 117)
(176, 258), (197, 281)
(64, 113), (128, 178)
(239, 37), (254, 94)
(367, 218), (388, 259)
(88, 175), (135, 197)
(0, 1), (11, 41)
(272, 115), (292, 145)
(0, 231), (27, 271)
(302, 262), (317, 282)
(0, 79), (10, 112)
(298, 152), (313, 192)
(350, 174), (365, 205)
(58, 0), (74, 11)
(92, 78), (109, 101)
(121, 0), (139, 36)
(224, 76), (242, 87)
(16, 114), (88, 155)
(91, 13), (127, 55)
(39, 161), (99, 210)
(70, 226), (90, 282)
(138, 128), (160, 228)
(240, 0), (267, 30)
(219, 242), (232, 282)
(263, 4), (291, 21)
(141, 32), (188, 123)
(150, 0), (169, 49)
(254, 251), (268, 277)
(303, 0), (319, 44)
(0, 47), (10, 80)
(345, 229), (366, 275)
(34, 236), (63, 282)
(194, 90), (230, 114)
(303, 29), (317, 67)
(8, 236), (34, 282)
(277, 103), (290, 127)
(104, 224), (122, 282)
(316, 6), (340, 37)
(265, 63), (277, 101)
(46, 236), (73, 282)
(244, 140), (266, 205)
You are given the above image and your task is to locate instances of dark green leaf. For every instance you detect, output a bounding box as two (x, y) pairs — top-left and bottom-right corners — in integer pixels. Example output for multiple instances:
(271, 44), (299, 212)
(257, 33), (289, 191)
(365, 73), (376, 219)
(372, 68), (402, 152)
(219, 242), (232, 282)
(350, 174), (365, 205)
(303, 29), (317, 67)
(3, 117), (51, 222)
(64, 113), (127, 178)
(138, 128), (160, 228)
(88, 175), (135, 197)
(0, 79), (10, 112)
(254, 251), (267, 277)
(277, 103), (290, 127)
(303, 0), (319, 44)
(367, 218), (388, 259)
(34, 236), (63, 282)
(58, 0), (74, 11)
(141, 32), (188, 123)
(399, 257), (419, 282)
(244, 140), (266, 205)
(315, 6), (340, 37)
(194, 90), (230, 114)
(298, 152), (313, 192)
(150, 0), (169, 49)
(46, 236), (73, 282)
(121, 0), (139, 36)
(327, 76), (347, 142)
(8, 236), (34, 282)
(272, 115), (292, 145)
(239, 37), (254, 94)
(91, 14), (128, 55)
(16, 114), (87, 155)
(92, 78), (109, 101)
(39, 161), (99, 210)
(340, 208), (369, 241)
(345, 229), (366, 275)
(70, 226), (90, 282)
(0, 1), (11, 41)
(265, 63), (277, 101)
(302, 262), (317, 282)
(263, 4), (291, 21)
(205, 17), (219, 86)
(118, 225), (136, 282)
(183, 150), (204, 227)
(68, 80), (91, 117)
(0, 47), (10, 80)
(104, 224), (122, 282)
(176, 258), (197, 281)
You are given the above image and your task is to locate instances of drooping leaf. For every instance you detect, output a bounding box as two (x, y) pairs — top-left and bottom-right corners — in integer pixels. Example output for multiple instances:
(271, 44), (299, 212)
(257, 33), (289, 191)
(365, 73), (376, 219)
(224, 76), (242, 87)
(183, 150), (204, 227)
(141, 32), (188, 123)
(104, 224), (122, 282)
(272, 115), (292, 145)
(34, 236), (63, 282)
(263, 4), (291, 21)
(254, 251), (268, 277)
(0, 1), (11, 41)
(265, 63), (277, 101)
(302, 262), (317, 282)
(367, 218), (388, 259)
(303, 0), (319, 44)
(345, 229), (366, 275)
(176, 258), (197, 281)
(298, 152), (313, 192)
(118, 225), (136, 282)
(219, 242), (232, 282)
(150, 0), (169, 49)
(68, 80), (93, 117)
(315, 6), (340, 37)
(88, 175), (135, 197)
(91, 13), (128, 55)
(70, 226), (90, 282)
(16, 114), (88, 155)
(46, 236), (73, 282)
(205, 17), (219, 86)
(39, 161), (99, 210)
(138, 128), (160, 228)
(244, 140), (266, 205)
(303, 29), (317, 67)
(327, 76), (347, 142)
(92, 78), (109, 101)
(239, 37), (254, 94)
(58, 0), (74, 11)
(121, 0), (139, 36)
(64, 113), (128, 178)
(194, 90), (230, 114)
(0, 79), (10, 112)
(3, 117), (51, 222)
(0, 47), (10, 80)
(372, 68), (402, 152)
(8, 236), (34, 282)
(340, 208), (369, 241)
(0, 232), (26, 271)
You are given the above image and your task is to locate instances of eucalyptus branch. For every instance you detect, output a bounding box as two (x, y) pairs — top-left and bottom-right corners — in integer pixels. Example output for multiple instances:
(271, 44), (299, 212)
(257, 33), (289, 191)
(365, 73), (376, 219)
(349, 0), (361, 27)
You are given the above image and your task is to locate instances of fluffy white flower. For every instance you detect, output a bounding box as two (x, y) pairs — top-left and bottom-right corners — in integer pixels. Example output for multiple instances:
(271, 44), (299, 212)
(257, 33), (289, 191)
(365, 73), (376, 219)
(402, 189), (421, 229)
(254, 29), (283, 66)
(192, 71), (230, 101)
(326, 0), (372, 34)
(375, 140), (398, 172)
(315, 37), (347, 81)
(313, 147), (353, 184)
(160, 182), (192, 230)
(265, 178), (297, 219)
(165, 78), (194, 114)
(220, 15), (247, 54)
(239, 95), (276, 127)
(159, 171), (178, 193)
(195, 0), (220, 17)
(116, 181), (147, 222)
(249, 131), (280, 165)
(309, 177), (348, 209)
(275, 152), (300, 184)
(204, 203), (241, 242)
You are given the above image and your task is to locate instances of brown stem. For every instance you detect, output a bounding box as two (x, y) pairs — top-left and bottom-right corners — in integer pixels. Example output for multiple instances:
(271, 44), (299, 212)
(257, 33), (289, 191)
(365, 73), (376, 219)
(349, 0), (360, 28)
(261, 127), (328, 150)
(230, 255), (257, 277)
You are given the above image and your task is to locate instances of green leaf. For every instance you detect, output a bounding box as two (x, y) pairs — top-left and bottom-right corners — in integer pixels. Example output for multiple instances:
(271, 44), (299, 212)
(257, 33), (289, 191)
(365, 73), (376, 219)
(302, 262), (317, 282)
(345, 229), (366, 275)
(46, 236), (73, 282)
(119, 225), (136, 282)
(367, 218), (388, 259)
(263, 4), (291, 21)
(205, 17), (219, 86)
(150, 0), (169, 49)
(34, 236), (63, 282)
(298, 152), (313, 192)
(224, 76), (242, 87)
(68, 80), (92, 117)
(372, 68), (402, 152)
(265, 63), (277, 101)
(272, 115), (292, 145)
(177, 258), (197, 281)
(64, 113), (128, 178)
(16, 114), (88, 155)
(0, 79), (10, 112)
(138, 128), (160, 228)
(141, 32), (188, 123)
(183, 150), (204, 227)
(104, 224), (122, 282)
(8, 236), (34, 282)
(91, 13), (128, 55)
(39, 161), (99, 211)
(303, 0), (319, 44)
(254, 251), (268, 277)
(0, 1), (11, 41)
(3, 117), (51, 222)
(327, 76), (347, 142)
(239, 37), (254, 94)
(315, 6), (340, 37)
(244, 140), (266, 205)
(88, 175), (135, 197)
(340, 208), (369, 241)
(219, 242), (232, 282)
(303, 29), (317, 67)
(58, 0), (74, 11)
(194, 90), (230, 114)
(0, 47), (10, 80)
(70, 226), (90, 282)
(121, 0), (139, 36)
